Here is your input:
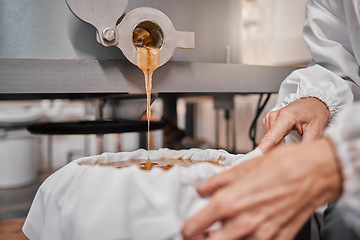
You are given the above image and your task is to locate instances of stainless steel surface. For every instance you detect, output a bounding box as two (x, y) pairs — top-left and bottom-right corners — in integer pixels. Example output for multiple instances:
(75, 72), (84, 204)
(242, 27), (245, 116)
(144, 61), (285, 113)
(0, 0), (241, 63)
(0, 58), (297, 95)
(104, 95), (158, 121)
(0, 0), (296, 98)
(116, 7), (194, 66)
(65, 0), (128, 47)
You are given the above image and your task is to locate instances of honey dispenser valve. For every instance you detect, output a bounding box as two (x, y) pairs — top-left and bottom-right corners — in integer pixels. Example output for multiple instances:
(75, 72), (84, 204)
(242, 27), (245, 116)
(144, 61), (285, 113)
(116, 7), (195, 67)
(65, 0), (194, 67)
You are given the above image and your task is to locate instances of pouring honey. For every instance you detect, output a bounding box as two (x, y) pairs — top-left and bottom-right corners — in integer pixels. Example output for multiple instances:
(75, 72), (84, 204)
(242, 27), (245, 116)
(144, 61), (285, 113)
(135, 46), (160, 150)
(100, 22), (217, 171)
(133, 23), (162, 167)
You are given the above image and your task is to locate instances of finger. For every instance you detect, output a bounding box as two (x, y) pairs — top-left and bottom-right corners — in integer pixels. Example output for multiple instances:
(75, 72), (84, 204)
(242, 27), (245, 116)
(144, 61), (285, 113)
(196, 169), (236, 197)
(267, 110), (280, 130)
(248, 217), (282, 240)
(185, 233), (206, 240)
(262, 113), (270, 134)
(262, 111), (279, 134)
(278, 138), (286, 146)
(262, 116), (268, 134)
(182, 198), (223, 238)
(258, 118), (293, 153)
(207, 212), (263, 240)
(206, 230), (218, 239)
(301, 124), (323, 142)
(274, 207), (314, 240)
(209, 185), (302, 240)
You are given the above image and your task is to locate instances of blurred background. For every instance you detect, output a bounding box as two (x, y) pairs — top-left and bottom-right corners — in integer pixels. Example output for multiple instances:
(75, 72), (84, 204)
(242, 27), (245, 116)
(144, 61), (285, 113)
(0, 0), (311, 235)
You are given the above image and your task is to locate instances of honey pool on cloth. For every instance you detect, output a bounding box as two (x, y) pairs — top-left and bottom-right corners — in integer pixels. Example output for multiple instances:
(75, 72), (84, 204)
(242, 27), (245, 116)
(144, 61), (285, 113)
(22, 148), (262, 240)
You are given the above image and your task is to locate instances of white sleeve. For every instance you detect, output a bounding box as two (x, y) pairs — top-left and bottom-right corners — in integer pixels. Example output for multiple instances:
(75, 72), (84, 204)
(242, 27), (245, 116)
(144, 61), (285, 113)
(274, 0), (360, 123)
(325, 102), (360, 237)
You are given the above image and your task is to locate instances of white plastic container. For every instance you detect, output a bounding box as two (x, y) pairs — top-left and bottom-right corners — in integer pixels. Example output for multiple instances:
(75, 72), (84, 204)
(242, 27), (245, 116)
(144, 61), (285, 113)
(0, 104), (40, 188)
(0, 128), (38, 188)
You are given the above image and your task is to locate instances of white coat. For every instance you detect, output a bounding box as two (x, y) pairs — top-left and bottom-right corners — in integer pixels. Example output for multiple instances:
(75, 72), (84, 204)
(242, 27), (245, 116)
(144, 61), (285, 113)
(274, 0), (360, 236)
(275, 0), (360, 120)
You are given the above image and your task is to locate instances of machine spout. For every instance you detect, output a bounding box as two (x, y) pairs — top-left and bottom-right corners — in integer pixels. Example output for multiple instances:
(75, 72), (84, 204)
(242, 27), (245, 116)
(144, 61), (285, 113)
(65, 0), (194, 67)
(116, 7), (195, 67)
(133, 21), (164, 49)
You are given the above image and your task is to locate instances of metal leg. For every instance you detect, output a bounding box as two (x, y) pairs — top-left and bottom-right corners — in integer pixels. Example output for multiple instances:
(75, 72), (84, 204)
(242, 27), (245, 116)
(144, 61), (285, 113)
(320, 203), (360, 240)
(295, 219), (311, 240)
(94, 98), (105, 155)
(47, 135), (53, 171)
(215, 110), (220, 149)
(232, 108), (236, 153)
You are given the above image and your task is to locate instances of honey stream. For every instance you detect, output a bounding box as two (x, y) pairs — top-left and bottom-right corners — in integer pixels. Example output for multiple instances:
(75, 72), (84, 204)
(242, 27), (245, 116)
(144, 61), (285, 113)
(136, 47), (160, 169)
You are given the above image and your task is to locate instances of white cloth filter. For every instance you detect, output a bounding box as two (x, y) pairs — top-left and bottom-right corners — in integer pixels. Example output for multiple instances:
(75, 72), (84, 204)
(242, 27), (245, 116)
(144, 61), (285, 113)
(23, 148), (262, 240)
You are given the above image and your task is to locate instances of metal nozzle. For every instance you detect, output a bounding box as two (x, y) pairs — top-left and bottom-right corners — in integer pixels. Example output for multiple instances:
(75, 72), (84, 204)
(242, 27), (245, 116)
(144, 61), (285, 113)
(133, 21), (164, 49)
(65, 0), (194, 66)
(116, 7), (195, 67)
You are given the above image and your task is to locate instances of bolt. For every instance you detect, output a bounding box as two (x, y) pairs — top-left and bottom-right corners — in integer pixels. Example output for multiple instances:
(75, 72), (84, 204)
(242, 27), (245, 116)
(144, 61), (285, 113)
(102, 28), (116, 42)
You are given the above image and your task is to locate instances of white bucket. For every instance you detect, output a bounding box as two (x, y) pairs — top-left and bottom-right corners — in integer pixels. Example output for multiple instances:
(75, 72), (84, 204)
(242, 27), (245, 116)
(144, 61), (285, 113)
(0, 104), (41, 188)
(0, 128), (38, 188)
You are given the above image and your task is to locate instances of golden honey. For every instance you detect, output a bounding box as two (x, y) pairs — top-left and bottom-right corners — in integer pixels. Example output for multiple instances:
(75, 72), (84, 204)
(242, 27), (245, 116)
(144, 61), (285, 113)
(136, 46), (160, 151)
(98, 159), (220, 171)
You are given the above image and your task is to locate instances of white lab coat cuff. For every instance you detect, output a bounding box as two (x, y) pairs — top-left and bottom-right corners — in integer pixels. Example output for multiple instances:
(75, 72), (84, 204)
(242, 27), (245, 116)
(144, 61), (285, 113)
(283, 88), (338, 124)
(324, 104), (360, 236)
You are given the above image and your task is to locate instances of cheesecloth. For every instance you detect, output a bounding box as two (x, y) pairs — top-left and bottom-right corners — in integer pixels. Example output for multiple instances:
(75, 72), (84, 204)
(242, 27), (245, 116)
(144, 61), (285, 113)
(23, 148), (262, 240)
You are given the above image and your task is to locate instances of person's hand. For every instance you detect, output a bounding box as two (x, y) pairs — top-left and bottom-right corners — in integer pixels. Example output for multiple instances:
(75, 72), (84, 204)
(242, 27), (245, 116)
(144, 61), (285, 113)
(182, 138), (342, 240)
(258, 97), (330, 153)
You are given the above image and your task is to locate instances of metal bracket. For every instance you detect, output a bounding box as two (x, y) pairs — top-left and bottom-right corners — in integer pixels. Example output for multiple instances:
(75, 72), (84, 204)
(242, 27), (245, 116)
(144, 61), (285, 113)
(65, 0), (129, 46)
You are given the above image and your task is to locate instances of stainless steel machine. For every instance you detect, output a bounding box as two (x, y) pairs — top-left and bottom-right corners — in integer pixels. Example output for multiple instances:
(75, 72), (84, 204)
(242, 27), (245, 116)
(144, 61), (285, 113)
(0, 0), (299, 153)
(0, 0), (296, 98)
(0, 0), (299, 149)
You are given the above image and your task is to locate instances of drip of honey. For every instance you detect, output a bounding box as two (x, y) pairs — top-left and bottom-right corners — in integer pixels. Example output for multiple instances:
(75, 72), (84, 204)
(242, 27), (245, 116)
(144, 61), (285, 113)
(136, 46), (160, 168)
(136, 47), (160, 151)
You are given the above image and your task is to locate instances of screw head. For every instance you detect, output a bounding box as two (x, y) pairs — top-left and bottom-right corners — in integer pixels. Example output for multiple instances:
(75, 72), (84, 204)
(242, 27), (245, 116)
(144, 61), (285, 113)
(102, 28), (116, 42)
